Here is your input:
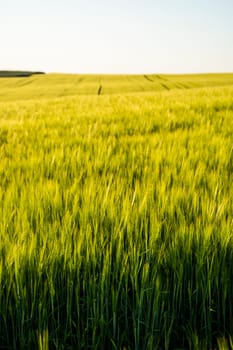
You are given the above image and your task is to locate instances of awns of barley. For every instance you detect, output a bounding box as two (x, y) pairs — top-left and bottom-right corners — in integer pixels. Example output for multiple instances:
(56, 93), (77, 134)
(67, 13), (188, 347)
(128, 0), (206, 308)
(0, 81), (232, 349)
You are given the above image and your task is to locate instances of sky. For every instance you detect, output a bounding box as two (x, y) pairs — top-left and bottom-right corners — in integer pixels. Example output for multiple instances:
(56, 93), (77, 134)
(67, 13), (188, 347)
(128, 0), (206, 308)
(1, 0), (233, 74)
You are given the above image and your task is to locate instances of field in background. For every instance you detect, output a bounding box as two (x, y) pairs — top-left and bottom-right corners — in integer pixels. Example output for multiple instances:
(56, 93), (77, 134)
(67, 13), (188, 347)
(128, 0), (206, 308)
(0, 74), (233, 349)
(0, 72), (233, 100)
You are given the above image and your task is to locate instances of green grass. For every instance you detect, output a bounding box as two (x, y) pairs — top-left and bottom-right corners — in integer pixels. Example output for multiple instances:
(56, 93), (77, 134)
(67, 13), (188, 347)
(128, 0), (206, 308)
(0, 72), (233, 101)
(0, 74), (233, 349)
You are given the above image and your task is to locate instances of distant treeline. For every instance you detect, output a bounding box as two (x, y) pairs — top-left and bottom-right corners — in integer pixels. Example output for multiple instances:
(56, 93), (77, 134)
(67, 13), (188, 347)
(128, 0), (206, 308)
(0, 71), (45, 77)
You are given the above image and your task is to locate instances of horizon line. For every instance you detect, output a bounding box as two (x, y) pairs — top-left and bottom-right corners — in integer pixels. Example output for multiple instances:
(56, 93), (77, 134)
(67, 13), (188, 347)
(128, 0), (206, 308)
(1, 69), (233, 76)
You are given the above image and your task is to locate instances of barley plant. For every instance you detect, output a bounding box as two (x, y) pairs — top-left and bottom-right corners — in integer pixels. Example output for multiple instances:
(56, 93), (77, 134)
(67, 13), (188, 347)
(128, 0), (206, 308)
(0, 74), (233, 349)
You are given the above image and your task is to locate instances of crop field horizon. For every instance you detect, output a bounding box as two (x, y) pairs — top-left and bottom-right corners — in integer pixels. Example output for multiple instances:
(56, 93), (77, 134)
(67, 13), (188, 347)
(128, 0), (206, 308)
(0, 74), (233, 349)
(0, 72), (233, 101)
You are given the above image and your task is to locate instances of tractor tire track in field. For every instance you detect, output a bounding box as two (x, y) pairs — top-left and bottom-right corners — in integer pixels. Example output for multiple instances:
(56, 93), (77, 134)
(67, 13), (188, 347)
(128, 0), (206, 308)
(156, 74), (169, 81)
(160, 82), (170, 90)
(97, 85), (102, 95)
(143, 74), (154, 82)
(97, 75), (102, 95)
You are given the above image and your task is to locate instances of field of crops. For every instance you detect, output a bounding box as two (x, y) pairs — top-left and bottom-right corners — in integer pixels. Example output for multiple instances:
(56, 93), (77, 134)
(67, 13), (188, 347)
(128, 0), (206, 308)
(0, 74), (233, 349)
(1, 73), (233, 101)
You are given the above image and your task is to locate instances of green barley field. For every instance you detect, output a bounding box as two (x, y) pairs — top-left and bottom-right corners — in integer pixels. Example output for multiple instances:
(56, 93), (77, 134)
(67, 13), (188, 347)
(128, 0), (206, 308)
(0, 73), (233, 349)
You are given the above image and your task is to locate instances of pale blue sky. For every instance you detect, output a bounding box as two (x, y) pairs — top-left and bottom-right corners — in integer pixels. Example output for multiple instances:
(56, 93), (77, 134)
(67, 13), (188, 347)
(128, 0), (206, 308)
(1, 0), (233, 73)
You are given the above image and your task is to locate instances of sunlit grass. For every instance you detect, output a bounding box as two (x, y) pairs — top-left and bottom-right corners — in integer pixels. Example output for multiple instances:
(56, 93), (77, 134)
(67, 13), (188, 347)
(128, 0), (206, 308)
(0, 77), (232, 349)
(0, 72), (233, 101)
